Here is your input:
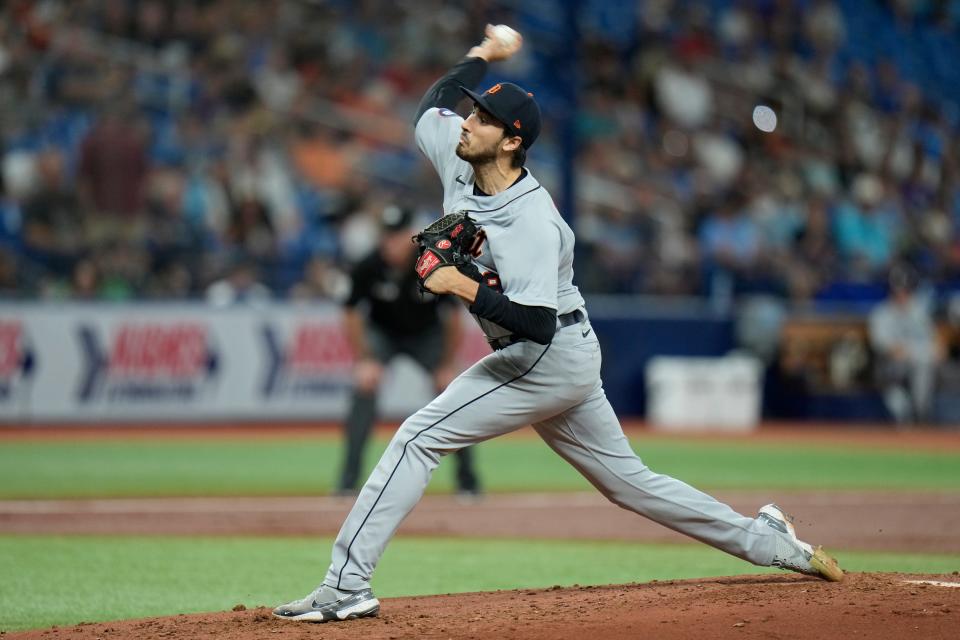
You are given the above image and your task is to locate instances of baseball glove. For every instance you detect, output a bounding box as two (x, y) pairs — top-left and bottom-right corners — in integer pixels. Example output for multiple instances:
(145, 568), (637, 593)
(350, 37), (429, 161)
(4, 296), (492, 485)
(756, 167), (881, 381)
(413, 212), (486, 291)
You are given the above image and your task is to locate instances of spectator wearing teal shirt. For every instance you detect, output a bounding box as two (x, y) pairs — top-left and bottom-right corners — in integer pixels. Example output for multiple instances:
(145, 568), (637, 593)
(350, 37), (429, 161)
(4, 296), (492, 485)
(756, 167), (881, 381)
(833, 174), (902, 279)
(698, 192), (771, 304)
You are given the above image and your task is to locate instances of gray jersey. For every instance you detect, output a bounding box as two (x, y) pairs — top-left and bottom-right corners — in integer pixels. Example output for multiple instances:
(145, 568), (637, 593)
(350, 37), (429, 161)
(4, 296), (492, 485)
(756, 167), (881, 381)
(301, 95), (823, 604)
(415, 107), (585, 339)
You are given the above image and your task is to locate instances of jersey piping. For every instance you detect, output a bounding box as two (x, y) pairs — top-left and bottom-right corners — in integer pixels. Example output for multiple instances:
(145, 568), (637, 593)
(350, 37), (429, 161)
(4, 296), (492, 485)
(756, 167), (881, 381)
(457, 183), (541, 214)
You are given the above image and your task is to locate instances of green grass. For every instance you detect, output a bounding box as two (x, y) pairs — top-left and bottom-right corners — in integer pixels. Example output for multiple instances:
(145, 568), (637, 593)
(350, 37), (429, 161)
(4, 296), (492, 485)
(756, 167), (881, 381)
(1, 436), (959, 498)
(2, 535), (958, 632)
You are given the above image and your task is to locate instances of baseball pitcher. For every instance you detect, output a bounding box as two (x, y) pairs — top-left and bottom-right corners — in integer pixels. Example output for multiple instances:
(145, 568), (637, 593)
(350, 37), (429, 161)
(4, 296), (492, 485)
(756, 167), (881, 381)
(274, 24), (842, 623)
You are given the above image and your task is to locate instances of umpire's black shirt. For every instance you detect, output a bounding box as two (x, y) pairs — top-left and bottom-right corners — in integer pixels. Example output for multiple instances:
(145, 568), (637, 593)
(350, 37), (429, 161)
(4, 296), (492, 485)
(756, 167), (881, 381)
(345, 248), (451, 337)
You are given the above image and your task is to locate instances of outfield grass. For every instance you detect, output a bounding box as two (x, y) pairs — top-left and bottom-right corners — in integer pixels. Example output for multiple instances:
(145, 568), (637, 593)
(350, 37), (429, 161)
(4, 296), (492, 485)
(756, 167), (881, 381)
(2, 535), (958, 632)
(1, 436), (959, 498)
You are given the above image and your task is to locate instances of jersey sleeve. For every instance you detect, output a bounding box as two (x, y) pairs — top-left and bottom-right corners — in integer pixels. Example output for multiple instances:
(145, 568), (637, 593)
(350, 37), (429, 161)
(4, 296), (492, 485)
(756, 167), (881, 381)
(495, 217), (561, 310)
(415, 107), (467, 190)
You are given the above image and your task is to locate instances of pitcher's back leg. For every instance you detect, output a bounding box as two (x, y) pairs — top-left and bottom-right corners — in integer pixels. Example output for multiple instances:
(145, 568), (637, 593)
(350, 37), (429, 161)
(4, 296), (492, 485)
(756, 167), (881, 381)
(532, 385), (779, 566)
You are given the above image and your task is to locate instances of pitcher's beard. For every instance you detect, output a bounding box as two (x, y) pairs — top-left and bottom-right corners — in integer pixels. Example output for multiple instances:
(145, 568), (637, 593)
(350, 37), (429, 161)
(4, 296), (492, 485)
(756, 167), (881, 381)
(456, 142), (498, 165)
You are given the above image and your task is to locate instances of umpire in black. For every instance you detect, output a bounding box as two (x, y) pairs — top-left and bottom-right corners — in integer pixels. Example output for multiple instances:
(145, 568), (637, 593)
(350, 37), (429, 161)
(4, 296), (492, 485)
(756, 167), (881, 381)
(337, 204), (481, 496)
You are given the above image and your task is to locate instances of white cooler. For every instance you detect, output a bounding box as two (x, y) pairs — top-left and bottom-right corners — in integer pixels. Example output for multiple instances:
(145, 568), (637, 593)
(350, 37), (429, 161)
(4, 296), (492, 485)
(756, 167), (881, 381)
(645, 355), (763, 432)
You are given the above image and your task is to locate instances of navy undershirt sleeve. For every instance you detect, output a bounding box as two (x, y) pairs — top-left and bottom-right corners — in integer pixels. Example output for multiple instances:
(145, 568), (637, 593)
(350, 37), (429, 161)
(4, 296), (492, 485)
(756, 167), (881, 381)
(415, 57), (488, 123)
(469, 285), (557, 345)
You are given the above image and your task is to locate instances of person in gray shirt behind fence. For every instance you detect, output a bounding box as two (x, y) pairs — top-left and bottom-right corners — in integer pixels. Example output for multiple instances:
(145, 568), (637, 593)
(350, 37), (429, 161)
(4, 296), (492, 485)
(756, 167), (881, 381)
(868, 264), (944, 425)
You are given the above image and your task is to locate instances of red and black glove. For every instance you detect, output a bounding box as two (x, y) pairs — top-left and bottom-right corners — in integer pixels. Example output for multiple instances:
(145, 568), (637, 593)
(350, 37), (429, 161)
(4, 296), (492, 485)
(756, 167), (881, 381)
(413, 212), (486, 292)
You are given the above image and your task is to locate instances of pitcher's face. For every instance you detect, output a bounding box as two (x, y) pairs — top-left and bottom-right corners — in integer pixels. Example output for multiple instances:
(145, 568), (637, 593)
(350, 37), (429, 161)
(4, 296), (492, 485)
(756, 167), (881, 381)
(456, 106), (509, 164)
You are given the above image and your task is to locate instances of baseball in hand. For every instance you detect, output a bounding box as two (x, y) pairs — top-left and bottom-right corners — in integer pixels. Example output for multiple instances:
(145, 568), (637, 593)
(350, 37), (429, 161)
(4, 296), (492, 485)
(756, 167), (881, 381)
(490, 24), (521, 49)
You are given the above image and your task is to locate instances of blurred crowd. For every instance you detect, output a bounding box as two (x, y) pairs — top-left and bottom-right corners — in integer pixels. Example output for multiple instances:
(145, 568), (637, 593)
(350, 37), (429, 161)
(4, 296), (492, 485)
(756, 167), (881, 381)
(573, 0), (960, 306)
(2, 0), (960, 307)
(0, 0), (495, 301)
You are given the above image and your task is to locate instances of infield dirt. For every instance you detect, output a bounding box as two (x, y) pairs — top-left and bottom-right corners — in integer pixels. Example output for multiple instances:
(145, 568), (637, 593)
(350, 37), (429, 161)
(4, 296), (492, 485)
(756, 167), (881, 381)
(4, 424), (959, 638)
(6, 572), (960, 640)
(3, 491), (960, 639)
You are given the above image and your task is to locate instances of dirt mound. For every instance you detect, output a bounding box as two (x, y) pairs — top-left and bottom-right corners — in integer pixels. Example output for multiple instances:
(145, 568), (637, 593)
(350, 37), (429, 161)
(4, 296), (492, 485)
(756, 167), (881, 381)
(9, 573), (960, 640)
(5, 491), (959, 553)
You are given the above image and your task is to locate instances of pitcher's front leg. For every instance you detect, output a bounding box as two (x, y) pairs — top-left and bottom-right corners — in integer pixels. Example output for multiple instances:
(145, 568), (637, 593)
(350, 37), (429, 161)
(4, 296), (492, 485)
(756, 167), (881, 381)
(324, 348), (552, 591)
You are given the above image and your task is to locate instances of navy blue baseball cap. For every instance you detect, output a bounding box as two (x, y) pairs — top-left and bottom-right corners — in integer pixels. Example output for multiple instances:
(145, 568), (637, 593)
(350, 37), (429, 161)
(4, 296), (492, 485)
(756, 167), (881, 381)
(460, 82), (541, 149)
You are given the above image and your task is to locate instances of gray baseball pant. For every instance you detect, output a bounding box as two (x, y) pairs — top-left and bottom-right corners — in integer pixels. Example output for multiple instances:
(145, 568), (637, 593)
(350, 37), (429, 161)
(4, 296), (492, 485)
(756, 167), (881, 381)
(325, 317), (781, 591)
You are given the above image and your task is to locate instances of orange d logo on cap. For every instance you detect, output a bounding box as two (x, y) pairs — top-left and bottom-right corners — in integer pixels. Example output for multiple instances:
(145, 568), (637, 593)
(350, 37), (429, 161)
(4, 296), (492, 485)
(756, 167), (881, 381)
(486, 83), (503, 94)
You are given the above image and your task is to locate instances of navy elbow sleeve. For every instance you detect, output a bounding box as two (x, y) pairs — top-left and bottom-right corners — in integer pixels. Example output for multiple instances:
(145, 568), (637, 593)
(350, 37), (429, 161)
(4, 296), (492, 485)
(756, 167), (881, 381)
(415, 57), (488, 123)
(469, 286), (557, 344)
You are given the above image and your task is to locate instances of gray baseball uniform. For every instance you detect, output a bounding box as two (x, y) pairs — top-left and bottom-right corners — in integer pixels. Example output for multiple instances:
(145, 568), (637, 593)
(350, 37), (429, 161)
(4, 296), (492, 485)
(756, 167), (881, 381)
(321, 104), (786, 592)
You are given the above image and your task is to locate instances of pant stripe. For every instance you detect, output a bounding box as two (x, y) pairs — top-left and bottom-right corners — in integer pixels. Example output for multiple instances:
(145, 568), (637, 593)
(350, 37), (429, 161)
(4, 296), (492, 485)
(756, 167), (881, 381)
(334, 344), (551, 589)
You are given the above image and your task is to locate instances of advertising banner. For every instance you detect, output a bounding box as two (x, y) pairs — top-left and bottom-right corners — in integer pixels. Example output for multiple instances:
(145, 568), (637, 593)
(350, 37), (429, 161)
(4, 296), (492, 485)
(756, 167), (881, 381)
(0, 303), (488, 423)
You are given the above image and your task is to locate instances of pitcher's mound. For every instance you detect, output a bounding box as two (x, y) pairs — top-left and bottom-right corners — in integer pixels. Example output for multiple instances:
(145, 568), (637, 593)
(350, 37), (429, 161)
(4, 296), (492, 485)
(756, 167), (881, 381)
(8, 573), (960, 640)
